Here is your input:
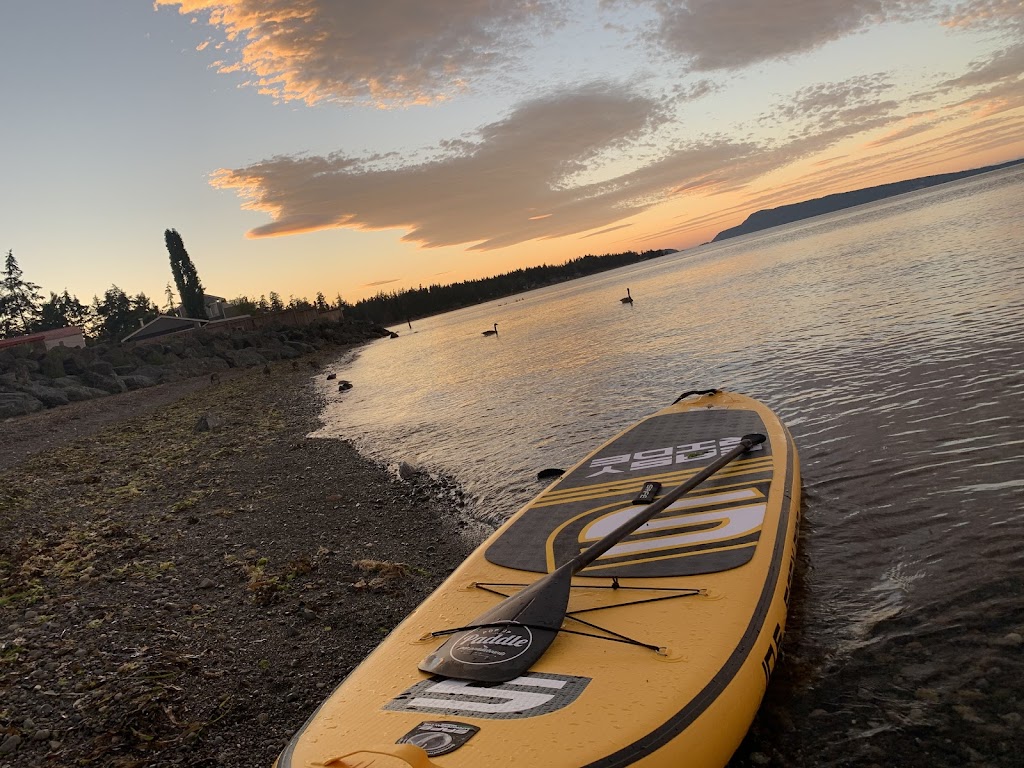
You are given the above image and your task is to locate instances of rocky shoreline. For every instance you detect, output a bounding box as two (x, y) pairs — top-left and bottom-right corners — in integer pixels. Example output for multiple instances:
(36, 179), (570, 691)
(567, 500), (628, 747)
(0, 317), (394, 420)
(0, 345), (482, 767)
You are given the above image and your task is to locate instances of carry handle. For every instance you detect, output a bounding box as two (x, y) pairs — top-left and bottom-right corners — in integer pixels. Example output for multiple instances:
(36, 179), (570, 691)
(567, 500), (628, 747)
(324, 743), (442, 767)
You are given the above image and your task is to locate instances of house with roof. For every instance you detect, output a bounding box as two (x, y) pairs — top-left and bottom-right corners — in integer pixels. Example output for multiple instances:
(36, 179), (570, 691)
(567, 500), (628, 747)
(0, 326), (86, 351)
(172, 293), (238, 321)
(121, 315), (209, 344)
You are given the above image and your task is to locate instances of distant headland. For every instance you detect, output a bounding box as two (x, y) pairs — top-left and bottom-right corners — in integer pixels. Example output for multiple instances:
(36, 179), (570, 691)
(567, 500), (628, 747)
(711, 157), (1024, 243)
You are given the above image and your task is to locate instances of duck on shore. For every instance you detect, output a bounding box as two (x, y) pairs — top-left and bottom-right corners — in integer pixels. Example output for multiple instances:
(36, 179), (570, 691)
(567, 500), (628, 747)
(620, 288), (633, 304)
(482, 323), (498, 336)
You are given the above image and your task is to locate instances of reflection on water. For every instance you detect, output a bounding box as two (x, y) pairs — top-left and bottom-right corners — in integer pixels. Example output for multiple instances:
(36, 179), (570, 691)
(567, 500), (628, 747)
(316, 166), (1024, 766)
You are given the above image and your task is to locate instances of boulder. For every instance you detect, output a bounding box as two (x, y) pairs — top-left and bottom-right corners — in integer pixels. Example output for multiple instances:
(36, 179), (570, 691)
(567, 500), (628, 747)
(0, 392), (44, 419)
(19, 383), (70, 408)
(63, 385), (113, 402)
(255, 346), (284, 361)
(87, 360), (117, 377)
(121, 374), (158, 391)
(138, 347), (168, 366)
(48, 376), (86, 390)
(98, 347), (135, 368)
(221, 349), (268, 368)
(38, 349), (68, 379)
(129, 365), (168, 382)
(166, 357), (229, 378)
(60, 347), (95, 376)
(194, 413), (224, 432)
(80, 370), (127, 394)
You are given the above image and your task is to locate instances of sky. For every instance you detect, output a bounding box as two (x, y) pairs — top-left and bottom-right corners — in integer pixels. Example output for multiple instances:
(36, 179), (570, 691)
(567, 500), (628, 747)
(2, 1), (1023, 307)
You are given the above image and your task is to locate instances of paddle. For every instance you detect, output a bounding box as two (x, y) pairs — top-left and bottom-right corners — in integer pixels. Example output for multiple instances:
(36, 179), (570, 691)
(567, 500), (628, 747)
(419, 432), (767, 683)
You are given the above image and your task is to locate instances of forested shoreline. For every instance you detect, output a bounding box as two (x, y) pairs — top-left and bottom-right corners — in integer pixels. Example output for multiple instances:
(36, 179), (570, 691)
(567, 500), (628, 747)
(346, 248), (675, 325)
(1, 242), (675, 342)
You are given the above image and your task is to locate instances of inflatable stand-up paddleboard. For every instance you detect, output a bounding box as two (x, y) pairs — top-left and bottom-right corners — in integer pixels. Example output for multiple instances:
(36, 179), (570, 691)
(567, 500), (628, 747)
(276, 390), (800, 768)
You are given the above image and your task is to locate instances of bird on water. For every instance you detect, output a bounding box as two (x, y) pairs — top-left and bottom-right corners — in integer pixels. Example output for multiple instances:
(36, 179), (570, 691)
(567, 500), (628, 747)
(620, 288), (633, 304)
(482, 323), (498, 336)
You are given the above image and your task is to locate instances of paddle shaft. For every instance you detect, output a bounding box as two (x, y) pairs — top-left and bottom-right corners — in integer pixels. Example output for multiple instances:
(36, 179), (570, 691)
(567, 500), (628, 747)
(563, 433), (766, 575)
(418, 431), (766, 682)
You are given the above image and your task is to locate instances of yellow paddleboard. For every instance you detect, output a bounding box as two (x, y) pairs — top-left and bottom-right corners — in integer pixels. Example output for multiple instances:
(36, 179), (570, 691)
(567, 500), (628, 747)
(276, 390), (800, 767)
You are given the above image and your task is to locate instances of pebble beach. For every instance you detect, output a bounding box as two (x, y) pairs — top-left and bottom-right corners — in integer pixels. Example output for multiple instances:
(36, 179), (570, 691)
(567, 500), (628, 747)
(0, 351), (478, 767)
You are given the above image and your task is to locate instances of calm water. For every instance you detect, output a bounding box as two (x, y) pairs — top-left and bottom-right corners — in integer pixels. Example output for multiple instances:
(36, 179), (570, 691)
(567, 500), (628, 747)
(315, 165), (1024, 766)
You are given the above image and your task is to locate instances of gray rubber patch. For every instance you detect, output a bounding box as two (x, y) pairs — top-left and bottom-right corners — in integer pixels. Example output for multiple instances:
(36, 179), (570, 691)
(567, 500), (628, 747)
(384, 672), (591, 720)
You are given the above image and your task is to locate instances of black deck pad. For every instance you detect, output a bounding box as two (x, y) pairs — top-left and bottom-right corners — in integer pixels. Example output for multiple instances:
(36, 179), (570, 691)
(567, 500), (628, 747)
(486, 409), (773, 577)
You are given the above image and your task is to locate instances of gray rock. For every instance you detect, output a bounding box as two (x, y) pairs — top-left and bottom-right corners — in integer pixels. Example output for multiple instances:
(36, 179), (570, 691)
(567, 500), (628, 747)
(60, 349), (92, 376)
(39, 349), (67, 378)
(899, 663), (941, 682)
(87, 360), (116, 376)
(48, 375), (85, 389)
(0, 734), (21, 755)
(63, 385), (111, 402)
(19, 383), (70, 408)
(0, 391), (45, 418)
(130, 365), (168, 382)
(121, 374), (157, 391)
(168, 357), (229, 378)
(286, 341), (316, 355)
(221, 348), (268, 368)
(255, 346), (285, 361)
(81, 369), (127, 394)
(194, 414), (224, 432)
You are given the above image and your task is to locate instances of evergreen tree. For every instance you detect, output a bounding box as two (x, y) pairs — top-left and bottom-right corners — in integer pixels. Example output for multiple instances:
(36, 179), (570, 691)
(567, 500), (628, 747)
(228, 295), (259, 315)
(36, 290), (92, 332)
(163, 283), (178, 315)
(257, 294), (270, 312)
(0, 250), (43, 337)
(268, 291), (284, 312)
(93, 286), (158, 341)
(314, 292), (328, 311)
(164, 229), (205, 319)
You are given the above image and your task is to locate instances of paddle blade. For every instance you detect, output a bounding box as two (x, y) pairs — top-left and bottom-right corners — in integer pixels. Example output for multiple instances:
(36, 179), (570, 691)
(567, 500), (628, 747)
(419, 568), (573, 683)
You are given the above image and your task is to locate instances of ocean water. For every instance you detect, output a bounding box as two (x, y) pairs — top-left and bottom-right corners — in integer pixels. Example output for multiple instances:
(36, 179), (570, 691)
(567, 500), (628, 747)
(315, 164), (1024, 766)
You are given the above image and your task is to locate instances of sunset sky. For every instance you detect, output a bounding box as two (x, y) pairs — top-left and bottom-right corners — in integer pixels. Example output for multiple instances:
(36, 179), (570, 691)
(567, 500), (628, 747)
(3, 1), (1023, 306)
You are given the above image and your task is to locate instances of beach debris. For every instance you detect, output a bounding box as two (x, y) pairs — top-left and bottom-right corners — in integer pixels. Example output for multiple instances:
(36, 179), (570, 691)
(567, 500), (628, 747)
(351, 559), (413, 589)
(398, 461), (419, 481)
(194, 413), (224, 432)
(326, 373), (337, 380)
(338, 380), (352, 391)
(537, 468), (565, 480)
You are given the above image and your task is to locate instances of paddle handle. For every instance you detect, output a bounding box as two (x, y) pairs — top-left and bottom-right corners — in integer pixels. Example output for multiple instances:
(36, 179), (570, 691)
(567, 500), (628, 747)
(565, 433), (766, 574)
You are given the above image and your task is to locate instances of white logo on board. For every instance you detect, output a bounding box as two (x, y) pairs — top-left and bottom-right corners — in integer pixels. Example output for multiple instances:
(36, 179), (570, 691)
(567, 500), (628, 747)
(385, 673), (591, 719)
(449, 625), (534, 665)
(582, 488), (767, 559)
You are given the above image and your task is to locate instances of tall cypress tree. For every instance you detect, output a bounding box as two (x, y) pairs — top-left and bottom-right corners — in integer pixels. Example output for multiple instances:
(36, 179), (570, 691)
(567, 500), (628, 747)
(164, 229), (205, 319)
